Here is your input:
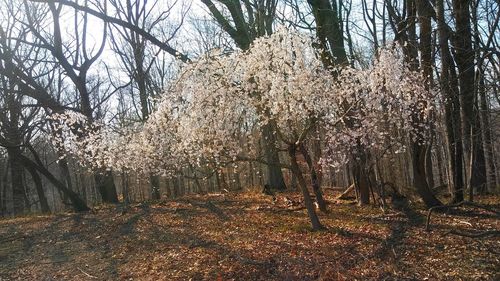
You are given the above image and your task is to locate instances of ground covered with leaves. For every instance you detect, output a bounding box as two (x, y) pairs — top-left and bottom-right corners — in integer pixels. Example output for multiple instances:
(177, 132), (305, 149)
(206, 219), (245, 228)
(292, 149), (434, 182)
(1, 191), (499, 280)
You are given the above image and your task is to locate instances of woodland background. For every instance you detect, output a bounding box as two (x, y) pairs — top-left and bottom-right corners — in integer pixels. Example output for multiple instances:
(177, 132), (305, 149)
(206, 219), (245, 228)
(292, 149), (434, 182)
(0, 0), (498, 218)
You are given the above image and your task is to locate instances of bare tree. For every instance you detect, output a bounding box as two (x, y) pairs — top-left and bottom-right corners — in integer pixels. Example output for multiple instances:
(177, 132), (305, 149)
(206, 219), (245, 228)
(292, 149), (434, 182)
(0, 0), (90, 211)
(19, 0), (119, 203)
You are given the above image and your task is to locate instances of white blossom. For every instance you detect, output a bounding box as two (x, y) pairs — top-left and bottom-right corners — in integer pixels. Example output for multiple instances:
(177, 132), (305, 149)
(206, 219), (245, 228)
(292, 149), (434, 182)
(50, 29), (434, 177)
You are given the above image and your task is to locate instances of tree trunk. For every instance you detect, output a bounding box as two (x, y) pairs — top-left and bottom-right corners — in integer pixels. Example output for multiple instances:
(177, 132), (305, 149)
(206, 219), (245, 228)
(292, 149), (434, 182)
(425, 147), (435, 189)
(307, 0), (348, 66)
(354, 165), (370, 205)
(416, 0), (437, 192)
(262, 121), (287, 190)
(7, 148), (25, 214)
(437, 0), (465, 203)
(288, 144), (324, 231)
(0, 162), (3, 216)
(353, 149), (370, 206)
(308, 0), (379, 207)
(436, 144), (446, 187)
(25, 164), (50, 213)
(299, 144), (327, 212)
(478, 70), (497, 192)
(469, 109), (487, 198)
(412, 143), (443, 207)
(0, 162), (7, 216)
(150, 175), (161, 200)
(58, 159), (73, 204)
(18, 154), (89, 212)
(452, 0), (485, 198)
(95, 171), (119, 204)
(122, 171), (130, 205)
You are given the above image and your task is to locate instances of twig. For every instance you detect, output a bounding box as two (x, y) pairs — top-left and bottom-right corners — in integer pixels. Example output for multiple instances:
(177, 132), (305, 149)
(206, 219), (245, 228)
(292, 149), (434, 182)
(78, 267), (98, 279)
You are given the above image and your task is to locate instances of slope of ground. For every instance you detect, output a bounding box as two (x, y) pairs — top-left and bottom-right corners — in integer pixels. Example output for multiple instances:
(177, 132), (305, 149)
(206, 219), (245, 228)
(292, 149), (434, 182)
(0, 192), (499, 280)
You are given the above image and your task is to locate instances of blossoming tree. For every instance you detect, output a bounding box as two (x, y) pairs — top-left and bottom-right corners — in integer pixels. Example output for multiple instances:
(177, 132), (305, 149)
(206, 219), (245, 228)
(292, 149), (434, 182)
(51, 29), (434, 230)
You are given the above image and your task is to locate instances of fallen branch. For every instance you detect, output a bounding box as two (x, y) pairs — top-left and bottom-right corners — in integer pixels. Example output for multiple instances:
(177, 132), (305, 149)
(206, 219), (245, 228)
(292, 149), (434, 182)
(426, 201), (500, 231)
(335, 184), (355, 200)
(275, 206), (307, 213)
(444, 230), (500, 238)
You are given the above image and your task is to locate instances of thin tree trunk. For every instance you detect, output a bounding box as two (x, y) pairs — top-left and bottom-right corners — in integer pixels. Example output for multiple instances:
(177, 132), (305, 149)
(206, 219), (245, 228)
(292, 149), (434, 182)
(150, 175), (161, 200)
(122, 171), (130, 205)
(437, 0), (464, 203)
(353, 149), (370, 206)
(478, 71), (497, 192)
(58, 159), (73, 204)
(288, 144), (324, 231)
(0, 162), (3, 216)
(1, 162), (7, 216)
(299, 144), (327, 212)
(436, 144), (446, 188)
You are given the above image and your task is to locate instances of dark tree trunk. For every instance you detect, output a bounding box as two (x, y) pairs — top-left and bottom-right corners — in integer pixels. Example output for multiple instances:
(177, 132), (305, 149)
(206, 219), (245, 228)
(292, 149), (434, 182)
(416, 0), (436, 190)
(7, 149), (25, 214)
(58, 159), (73, 204)
(0, 163), (3, 216)
(95, 171), (119, 203)
(18, 154), (89, 212)
(353, 153), (370, 206)
(262, 122), (287, 190)
(436, 145), (446, 187)
(24, 164), (50, 213)
(404, 0), (419, 67)
(3, 91), (25, 214)
(452, 0), (485, 198)
(307, 0), (348, 66)
(425, 148), (435, 189)
(172, 176), (180, 197)
(397, 0), (429, 205)
(402, 0), (442, 208)
(150, 175), (161, 200)
(1, 162), (8, 216)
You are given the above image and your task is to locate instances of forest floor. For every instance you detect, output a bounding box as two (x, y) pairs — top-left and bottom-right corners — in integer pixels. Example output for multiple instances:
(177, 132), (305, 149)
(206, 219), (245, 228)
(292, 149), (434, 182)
(0, 191), (499, 281)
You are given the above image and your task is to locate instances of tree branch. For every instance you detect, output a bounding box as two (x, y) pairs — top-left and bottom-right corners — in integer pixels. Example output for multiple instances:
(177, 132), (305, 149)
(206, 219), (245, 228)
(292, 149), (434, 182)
(30, 0), (190, 62)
